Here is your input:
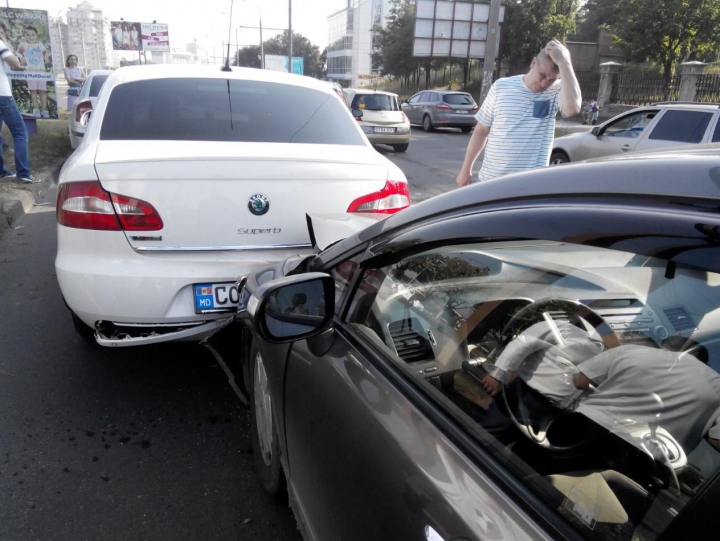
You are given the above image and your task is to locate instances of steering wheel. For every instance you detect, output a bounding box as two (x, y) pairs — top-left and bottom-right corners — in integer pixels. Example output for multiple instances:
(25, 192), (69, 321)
(494, 298), (620, 452)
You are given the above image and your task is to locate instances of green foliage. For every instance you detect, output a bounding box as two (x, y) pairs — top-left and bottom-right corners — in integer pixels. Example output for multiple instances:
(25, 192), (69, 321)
(234, 31), (326, 78)
(372, 0), (417, 79)
(503, 0), (580, 66)
(592, 0), (720, 77)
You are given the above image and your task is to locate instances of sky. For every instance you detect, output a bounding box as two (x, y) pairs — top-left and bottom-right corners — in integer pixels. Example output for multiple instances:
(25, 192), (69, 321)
(6, 0), (350, 56)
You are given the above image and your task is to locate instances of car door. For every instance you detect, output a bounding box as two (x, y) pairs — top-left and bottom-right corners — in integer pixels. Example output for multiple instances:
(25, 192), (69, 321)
(580, 110), (659, 160)
(278, 203), (720, 541)
(403, 92), (423, 124)
(633, 109), (714, 153)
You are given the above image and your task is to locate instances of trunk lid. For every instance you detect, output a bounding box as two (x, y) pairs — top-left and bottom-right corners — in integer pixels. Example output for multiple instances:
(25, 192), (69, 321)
(94, 141), (389, 251)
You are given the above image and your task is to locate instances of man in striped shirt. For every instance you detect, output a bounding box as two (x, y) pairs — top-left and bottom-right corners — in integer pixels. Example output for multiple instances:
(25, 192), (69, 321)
(457, 40), (581, 185)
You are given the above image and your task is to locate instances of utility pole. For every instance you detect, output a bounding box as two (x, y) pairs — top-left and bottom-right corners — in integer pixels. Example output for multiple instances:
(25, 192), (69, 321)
(288, 0), (292, 73)
(480, 0), (501, 104)
(259, 17), (263, 69)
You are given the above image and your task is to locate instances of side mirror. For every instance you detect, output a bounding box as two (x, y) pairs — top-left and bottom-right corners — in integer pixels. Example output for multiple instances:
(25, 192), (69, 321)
(591, 126), (601, 136)
(248, 273), (335, 344)
(352, 108), (363, 118)
(67, 88), (80, 97)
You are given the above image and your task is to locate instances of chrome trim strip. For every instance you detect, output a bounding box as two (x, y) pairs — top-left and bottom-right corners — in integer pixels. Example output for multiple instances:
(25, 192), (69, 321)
(133, 243), (312, 253)
(109, 320), (206, 328)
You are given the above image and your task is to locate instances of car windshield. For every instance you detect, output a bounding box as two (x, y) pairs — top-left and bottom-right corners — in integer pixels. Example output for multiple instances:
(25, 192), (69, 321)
(100, 78), (365, 145)
(351, 94), (399, 111)
(443, 94), (475, 105)
(88, 74), (109, 97)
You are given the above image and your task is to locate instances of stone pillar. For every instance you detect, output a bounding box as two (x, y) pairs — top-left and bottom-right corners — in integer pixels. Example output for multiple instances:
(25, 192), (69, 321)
(597, 61), (621, 107)
(678, 61), (707, 102)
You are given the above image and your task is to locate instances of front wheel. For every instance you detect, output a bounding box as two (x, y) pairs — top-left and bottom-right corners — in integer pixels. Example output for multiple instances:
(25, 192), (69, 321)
(460, 126), (473, 133)
(249, 341), (286, 497)
(393, 143), (409, 153)
(423, 115), (434, 132)
(549, 151), (570, 165)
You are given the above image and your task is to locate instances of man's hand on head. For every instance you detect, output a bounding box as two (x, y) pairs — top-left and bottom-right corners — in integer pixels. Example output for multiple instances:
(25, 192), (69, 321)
(544, 40), (572, 69)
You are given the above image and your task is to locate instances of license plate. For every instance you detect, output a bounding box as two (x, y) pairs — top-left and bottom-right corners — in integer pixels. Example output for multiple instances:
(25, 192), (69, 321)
(373, 127), (395, 133)
(454, 110), (469, 114)
(194, 282), (240, 314)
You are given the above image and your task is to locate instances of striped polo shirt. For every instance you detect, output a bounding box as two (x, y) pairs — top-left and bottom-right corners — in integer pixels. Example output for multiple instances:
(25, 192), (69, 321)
(476, 75), (562, 182)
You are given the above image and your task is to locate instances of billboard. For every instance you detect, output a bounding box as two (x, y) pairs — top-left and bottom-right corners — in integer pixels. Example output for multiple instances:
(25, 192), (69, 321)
(412, 0), (505, 58)
(111, 21), (169, 52)
(141, 23), (170, 52)
(111, 21), (142, 51)
(0, 7), (58, 118)
(264, 55), (304, 75)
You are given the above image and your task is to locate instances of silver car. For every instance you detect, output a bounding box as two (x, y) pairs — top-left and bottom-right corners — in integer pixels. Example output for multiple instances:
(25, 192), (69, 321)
(402, 90), (478, 132)
(551, 102), (720, 164)
(68, 70), (113, 149)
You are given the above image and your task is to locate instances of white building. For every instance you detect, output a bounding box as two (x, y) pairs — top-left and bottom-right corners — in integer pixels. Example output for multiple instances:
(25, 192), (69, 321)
(65, 2), (112, 72)
(49, 17), (70, 76)
(328, 0), (393, 87)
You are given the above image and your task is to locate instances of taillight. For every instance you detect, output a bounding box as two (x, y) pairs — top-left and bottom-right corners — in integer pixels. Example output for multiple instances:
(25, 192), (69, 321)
(347, 181), (410, 214)
(75, 99), (92, 123)
(471, 105), (479, 112)
(57, 181), (163, 231)
(436, 103), (452, 110)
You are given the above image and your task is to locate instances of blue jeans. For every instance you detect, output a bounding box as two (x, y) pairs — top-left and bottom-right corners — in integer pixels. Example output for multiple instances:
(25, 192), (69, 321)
(0, 95), (30, 178)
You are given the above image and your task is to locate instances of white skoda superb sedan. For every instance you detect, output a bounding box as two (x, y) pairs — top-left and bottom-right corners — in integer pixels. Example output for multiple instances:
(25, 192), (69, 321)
(56, 65), (409, 347)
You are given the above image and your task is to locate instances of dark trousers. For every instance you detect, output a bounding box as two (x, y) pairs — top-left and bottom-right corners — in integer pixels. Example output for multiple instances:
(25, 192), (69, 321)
(0, 95), (31, 178)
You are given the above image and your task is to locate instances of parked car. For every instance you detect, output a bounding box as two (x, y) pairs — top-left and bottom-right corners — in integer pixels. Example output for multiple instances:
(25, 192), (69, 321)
(551, 102), (720, 164)
(68, 69), (113, 149)
(343, 89), (411, 152)
(56, 65), (409, 347)
(237, 147), (720, 541)
(402, 89), (478, 132)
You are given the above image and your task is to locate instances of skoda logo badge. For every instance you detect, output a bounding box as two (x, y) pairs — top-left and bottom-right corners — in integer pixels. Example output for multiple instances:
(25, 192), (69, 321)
(248, 194), (270, 216)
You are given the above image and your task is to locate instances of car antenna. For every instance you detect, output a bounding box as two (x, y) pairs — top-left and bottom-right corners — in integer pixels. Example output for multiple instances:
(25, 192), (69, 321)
(221, 0), (234, 72)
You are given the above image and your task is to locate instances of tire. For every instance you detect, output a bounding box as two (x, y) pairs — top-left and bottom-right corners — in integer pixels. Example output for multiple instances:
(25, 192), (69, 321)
(460, 126), (472, 133)
(393, 143), (409, 153)
(249, 341), (286, 497)
(71, 311), (96, 342)
(422, 115), (434, 132)
(549, 151), (570, 166)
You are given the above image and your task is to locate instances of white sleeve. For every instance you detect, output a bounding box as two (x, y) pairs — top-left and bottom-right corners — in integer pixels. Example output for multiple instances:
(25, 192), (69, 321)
(475, 82), (497, 127)
(0, 40), (12, 60)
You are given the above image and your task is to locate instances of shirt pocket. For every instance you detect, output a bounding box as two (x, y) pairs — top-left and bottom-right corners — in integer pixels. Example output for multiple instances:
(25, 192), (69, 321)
(533, 100), (551, 119)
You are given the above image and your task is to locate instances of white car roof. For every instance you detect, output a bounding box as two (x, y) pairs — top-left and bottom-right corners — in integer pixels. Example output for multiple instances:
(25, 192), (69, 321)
(109, 65), (334, 94)
(87, 69), (114, 77)
(345, 88), (398, 97)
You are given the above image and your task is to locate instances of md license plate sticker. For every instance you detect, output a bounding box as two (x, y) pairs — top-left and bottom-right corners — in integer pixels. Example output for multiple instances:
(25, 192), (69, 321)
(194, 283), (240, 313)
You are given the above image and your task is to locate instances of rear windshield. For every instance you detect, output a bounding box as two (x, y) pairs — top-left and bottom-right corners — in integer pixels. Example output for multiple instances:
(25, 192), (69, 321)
(350, 94), (400, 112)
(443, 94), (475, 105)
(88, 74), (109, 97)
(100, 78), (365, 145)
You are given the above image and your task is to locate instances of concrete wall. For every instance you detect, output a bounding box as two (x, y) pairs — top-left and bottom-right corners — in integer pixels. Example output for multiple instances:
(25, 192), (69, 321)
(566, 42), (598, 72)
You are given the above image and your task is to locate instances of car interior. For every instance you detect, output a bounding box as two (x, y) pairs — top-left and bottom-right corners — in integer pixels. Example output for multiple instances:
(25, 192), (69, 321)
(345, 240), (720, 541)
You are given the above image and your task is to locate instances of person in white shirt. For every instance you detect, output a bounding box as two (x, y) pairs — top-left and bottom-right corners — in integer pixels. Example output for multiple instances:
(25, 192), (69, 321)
(0, 37), (35, 182)
(456, 40), (581, 185)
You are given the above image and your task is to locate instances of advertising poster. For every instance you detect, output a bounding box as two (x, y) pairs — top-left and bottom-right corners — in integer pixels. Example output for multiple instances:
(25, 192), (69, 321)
(0, 7), (58, 118)
(111, 21), (142, 51)
(264, 54), (304, 75)
(141, 23), (170, 52)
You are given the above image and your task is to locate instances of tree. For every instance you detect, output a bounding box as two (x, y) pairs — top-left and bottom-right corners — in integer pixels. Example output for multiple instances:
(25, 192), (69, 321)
(373, 0), (418, 87)
(234, 31), (325, 78)
(596, 0), (720, 87)
(502, 0), (580, 67)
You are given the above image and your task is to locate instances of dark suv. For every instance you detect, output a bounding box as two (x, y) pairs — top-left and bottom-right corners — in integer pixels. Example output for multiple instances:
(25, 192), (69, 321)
(402, 90), (478, 132)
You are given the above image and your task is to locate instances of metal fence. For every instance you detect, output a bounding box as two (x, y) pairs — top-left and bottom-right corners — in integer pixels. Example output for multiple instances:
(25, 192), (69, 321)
(576, 71), (600, 101)
(610, 72), (680, 105)
(695, 74), (720, 103)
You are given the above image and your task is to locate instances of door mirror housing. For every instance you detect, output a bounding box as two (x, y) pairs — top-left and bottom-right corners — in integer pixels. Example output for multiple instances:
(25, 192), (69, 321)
(248, 273), (335, 344)
(68, 88), (80, 97)
(591, 126), (601, 136)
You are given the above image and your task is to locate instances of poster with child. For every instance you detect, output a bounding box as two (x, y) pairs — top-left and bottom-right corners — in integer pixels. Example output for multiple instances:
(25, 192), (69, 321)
(0, 8), (57, 119)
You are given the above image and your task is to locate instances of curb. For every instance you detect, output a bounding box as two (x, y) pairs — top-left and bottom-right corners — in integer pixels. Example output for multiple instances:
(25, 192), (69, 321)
(0, 188), (35, 236)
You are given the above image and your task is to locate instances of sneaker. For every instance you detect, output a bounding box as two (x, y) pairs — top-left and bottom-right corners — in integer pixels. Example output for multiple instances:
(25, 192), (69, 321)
(41, 110), (50, 119)
(32, 109), (41, 118)
(18, 175), (41, 183)
(1, 172), (15, 179)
